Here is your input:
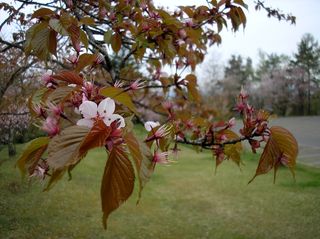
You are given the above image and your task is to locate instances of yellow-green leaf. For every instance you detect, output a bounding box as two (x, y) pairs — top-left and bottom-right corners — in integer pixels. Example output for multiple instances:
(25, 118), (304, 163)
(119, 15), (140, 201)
(16, 137), (49, 176)
(100, 87), (137, 114)
(80, 17), (95, 26)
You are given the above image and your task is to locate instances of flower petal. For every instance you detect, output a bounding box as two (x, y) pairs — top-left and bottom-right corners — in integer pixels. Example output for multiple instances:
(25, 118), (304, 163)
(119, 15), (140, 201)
(144, 121), (160, 131)
(103, 114), (125, 128)
(79, 100), (97, 119)
(98, 98), (115, 117)
(77, 118), (94, 128)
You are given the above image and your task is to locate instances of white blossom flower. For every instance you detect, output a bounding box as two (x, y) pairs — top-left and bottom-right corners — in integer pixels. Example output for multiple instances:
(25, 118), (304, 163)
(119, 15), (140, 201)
(77, 98), (125, 129)
(144, 121), (160, 131)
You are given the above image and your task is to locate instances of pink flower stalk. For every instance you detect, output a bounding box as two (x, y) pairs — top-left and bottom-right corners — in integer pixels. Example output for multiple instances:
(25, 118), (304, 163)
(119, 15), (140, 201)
(176, 39), (185, 46)
(94, 54), (104, 65)
(42, 117), (60, 137)
(235, 102), (245, 113)
(29, 162), (49, 180)
(130, 79), (145, 90)
(153, 124), (172, 139)
(33, 104), (46, 118)
(227, 117), (236, 128)
(99, 7), (107, 18)
(239, 87), (249, 100)
(162, 101), (173, 110)
(82, 81), (94, 95)
(114, 80), (125, 88)
(41, 72), (54, 87)
(141, 2), (147, 10)
(185, 19), (194, 27)
(178, 29), (187, 39)
(67, 55), (78, 64)
(185, 120), (193, 130)
(48, 103), (63, 117)
(74, 41), (81, 53)
(153, 151), (169, 164)
(66, 0), (73, 8)
(280, 155), (289, 166)
(218, 134), (227, 141)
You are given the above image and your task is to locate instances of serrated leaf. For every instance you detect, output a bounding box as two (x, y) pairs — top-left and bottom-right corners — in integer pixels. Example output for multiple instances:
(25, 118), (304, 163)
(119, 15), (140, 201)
(111, 33), (122, 53)
(75, 53), (97, 72)
(31, 8), (55, 19)
(49, 18), (69, 36)
(28, 88), (48, 116)
(185, 74), (201, 102)
(78, 120), (112, 157)
(123, 132), (154, 203)
(249, 126), (298, 184)
(52, 71), (83, 85)
(100, 87), (137, 114)
(24, 22), (53, 60)
(47, 126), (90, 170)
(16, 137), (49, 176)
(46, 86), (77, 105)
(101, 146), (135, 229)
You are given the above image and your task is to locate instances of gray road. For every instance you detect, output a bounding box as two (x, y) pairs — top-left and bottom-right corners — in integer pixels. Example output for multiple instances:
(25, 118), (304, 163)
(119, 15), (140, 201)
(237, 116), (320, 167)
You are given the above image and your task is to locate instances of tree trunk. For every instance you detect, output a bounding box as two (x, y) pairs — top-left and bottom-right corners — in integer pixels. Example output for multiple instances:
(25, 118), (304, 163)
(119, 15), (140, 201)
(307, 70), (311, 115)
(8, 127), (16, 157)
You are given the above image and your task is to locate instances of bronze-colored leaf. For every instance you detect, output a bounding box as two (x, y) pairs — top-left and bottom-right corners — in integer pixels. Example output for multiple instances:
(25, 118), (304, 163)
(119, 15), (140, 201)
(123, 132), (154, 203)
(78, 120), (112, 157)
(249, 126), (298, 183)
(47, 126), (90, 170)
(75, 53), (97, 72)
(46, 86), (77, 105)
(111, 33), (122, 53)
(52, 71), (83, 85)
(101, 146), (135, 229)
(48, 30), (57, 55)
(16, 137), (49, 176)
(31, 8), (55, 19)
(185, 74), (201, 102)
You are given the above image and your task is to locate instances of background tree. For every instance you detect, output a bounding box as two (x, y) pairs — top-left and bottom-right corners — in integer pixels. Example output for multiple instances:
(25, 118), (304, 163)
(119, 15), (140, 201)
(291, 33), (320, 115)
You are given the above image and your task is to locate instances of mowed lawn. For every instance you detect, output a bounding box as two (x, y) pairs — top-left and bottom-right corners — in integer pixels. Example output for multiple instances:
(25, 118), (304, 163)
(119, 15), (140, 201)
(1, 143), (320, 239)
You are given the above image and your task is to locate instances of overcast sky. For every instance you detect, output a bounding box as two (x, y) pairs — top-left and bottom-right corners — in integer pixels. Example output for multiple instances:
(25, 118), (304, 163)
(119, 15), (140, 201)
(155, 0), (320, 66)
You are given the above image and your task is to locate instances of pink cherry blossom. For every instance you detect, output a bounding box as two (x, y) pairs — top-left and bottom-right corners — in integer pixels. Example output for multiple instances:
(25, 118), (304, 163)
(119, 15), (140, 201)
(144, 121), (160, 131)
(42, 117), (60, 137)
(153, 151), (169, 164)
(77, 98), (125, 129)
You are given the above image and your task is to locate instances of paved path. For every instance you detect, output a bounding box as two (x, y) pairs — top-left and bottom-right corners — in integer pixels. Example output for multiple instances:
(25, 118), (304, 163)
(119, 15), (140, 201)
(237, 116), (320, 167)
(269, 116), (320, 167)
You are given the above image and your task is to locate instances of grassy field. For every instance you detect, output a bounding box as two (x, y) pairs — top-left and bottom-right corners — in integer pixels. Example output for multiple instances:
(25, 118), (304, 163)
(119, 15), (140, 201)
(1, 142), (320, 239)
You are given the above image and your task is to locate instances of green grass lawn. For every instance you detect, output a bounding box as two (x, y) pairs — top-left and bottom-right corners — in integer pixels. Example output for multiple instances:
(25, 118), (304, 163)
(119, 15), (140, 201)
(1, 143), (320, 239)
